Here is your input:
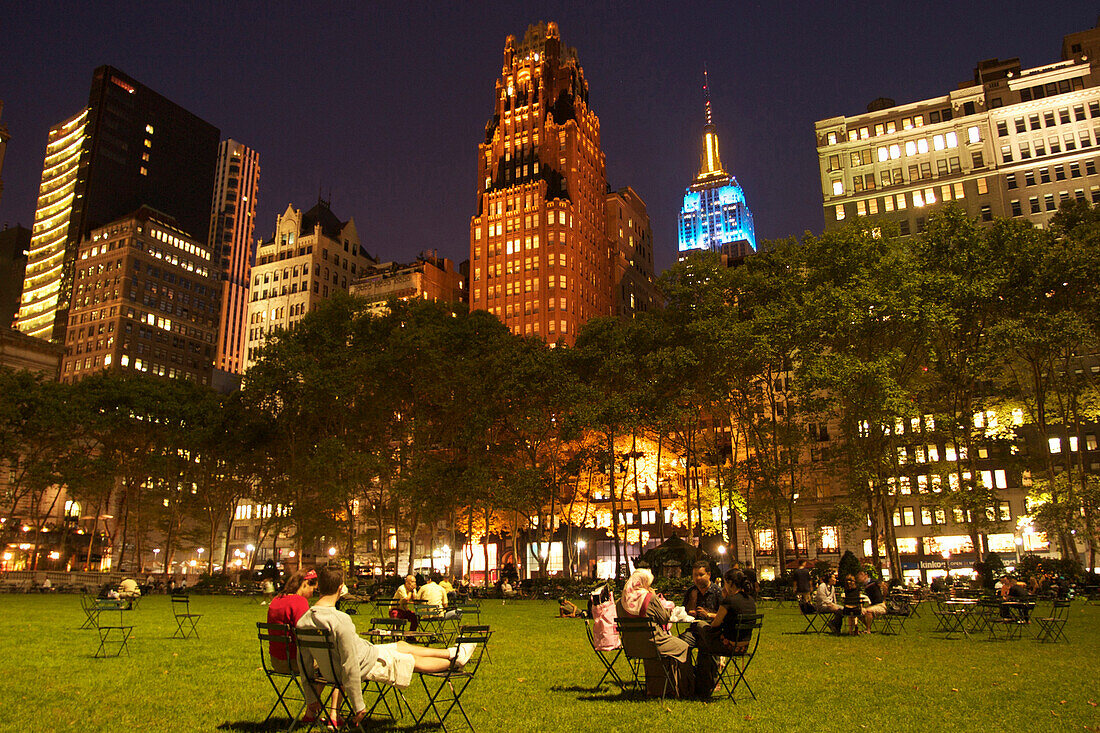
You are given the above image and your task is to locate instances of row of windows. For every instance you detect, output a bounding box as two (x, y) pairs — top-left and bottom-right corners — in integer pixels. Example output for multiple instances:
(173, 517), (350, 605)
(836, 180), (980, 220)
(1006, 160), (1097, 189)
(1011, 187), (1097, 216)
(1001, 128), (1096, 162)
(824, 107), (960, 146)
(996, 101), (1098, 137)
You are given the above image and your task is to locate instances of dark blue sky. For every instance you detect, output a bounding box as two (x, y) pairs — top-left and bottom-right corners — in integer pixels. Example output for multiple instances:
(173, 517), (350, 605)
(1, 2), (1096, 273)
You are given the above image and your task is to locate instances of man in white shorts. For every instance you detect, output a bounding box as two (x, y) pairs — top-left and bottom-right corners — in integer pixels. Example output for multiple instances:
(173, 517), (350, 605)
(296, 566), (474, 727)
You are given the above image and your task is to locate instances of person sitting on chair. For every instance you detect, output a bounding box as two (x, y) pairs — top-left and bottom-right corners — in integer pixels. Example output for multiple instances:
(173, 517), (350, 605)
(856, 570), (886, 633)
(267, 569), (318, 674)
(297, 565), (475, 728)
(814, 570), (844, 633)
(618, 568), (692, 696)
(841, 574), (863, 635)
(118, 577), (140, 600)
(417, 572), (460, 620)
(390, 575), (420, 631)
(500, 579), (518, 598)
(682, 560), (722, 623)
(681, 569), (756, 698)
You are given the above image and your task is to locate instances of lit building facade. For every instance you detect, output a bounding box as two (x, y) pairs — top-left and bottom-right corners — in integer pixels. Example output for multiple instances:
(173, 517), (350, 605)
(16, 66), (219, 344)
(678, 75), (756, 259)
(244, 201), (374, 370)
(469, 22), (612, 345)
(209, 139), (260, 381)
(606, 187), (660, 319)
(16, 110), (89, 341)
(350, 254), (465, 316)
(60, 207), (219, 384)
(815, 22), (1100, 234)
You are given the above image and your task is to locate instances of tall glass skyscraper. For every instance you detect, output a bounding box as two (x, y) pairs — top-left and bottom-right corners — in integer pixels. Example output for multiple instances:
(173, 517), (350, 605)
(677, 73), (755, 259)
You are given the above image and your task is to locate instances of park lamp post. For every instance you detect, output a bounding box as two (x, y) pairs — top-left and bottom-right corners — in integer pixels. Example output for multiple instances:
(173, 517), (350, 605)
(1014, 535), (1023, 565)
(576, 539), (586, 577)
(942, 550), (951, 592)
(152, 548), (161, 572)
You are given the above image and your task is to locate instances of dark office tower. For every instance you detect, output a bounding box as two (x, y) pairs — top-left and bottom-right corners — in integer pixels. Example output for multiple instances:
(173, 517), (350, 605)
(0, 101), (9, 206)
(208, 139), (260, 385)
(16, 66), (219, 343)
(0, 225), (31, 329)
(469, 22), (612, 345)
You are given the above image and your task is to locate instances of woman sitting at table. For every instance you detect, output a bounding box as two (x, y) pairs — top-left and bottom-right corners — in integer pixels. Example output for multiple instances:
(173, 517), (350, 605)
(841, 574), (863, 635)
(617, 568), (692, 697)
(814, 570), (844, 633)
(681, 569), (757, 697)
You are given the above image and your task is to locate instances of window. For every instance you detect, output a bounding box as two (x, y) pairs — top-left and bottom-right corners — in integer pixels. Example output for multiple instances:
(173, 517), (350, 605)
(1010, 200), (1022, 217)
(977, 177), (988, 195)
(903, 507), (915, 526)
(996, 120), (1008, 136)
(832, 180), (844, 195)
(1025, 170), (1036, 186)
(980, 205), (992, 222)
(967, 126), (981, 144)
(1006, 173), (1017, 189)
(1045, 193), (1055, 211)
(1088, 160), (1097, 176)
(1030, 196), (1040, 214)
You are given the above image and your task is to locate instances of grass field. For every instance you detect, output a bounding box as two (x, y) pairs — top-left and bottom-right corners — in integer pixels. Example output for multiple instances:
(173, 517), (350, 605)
(1, 593), (1098, 732)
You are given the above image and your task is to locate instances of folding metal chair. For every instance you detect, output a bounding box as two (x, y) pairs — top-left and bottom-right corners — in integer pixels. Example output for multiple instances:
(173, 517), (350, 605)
(171, 594), (202, 639)
(93, 601), (133, 658)
(714, 614), (763, 702)
(615, 617), (678, 700)
(797, 601), (831, 634)
(256, 622), (306, 727)
(583, 617), (623, 688)
(79, 590), (101, 630)
(456, 601), (481, 625)
(1034, 599), (1070, 643)
(291, 627), (346, 732)
(415, 625), (492, 732)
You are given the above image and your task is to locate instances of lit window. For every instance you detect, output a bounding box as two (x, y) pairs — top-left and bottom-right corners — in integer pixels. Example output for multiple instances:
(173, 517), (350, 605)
(913, 190), (925, 207)
(977, 177), (988, 195)
(832, 180), (844, 195)
(145, 124), (154, 134)
(877, 146), (889, 163)
(835, 204), (845, 221)
(905, 141), (917, 156)
(889, 144), (901, 159)
(933, 134), (945, 151)
(967, 126), (981, 144)
(1048, 437), (1061, 454)
(945, 131), (958, 147)
(917, 138), (929, 154)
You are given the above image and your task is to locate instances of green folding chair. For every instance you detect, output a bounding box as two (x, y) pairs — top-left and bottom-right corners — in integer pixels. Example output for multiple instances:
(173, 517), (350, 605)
(171, 594), (202, 639)
(256, 622), (306, 727)
(415, 625), (492, 732)
(93, 601), (133, 658)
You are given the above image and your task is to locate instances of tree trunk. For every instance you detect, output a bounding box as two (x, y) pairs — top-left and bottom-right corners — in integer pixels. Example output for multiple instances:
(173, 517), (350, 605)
(607, 432), (624, 582)
(655, 430), (666, 543)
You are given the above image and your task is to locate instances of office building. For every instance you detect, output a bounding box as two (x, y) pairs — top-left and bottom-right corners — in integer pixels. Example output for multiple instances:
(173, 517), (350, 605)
(677, 73), (756, 259)
(0, 225), (31, 329)
(244, 201), (375, 370)
(469, 22), (612, 344)
(60, 207), (219, 384)
(350, 253), (465, 316)
(815, 22), (1100, 234)
(209, 139), (260, 384)
(606, 187), (660, 319)
(17, 66), (219, 343)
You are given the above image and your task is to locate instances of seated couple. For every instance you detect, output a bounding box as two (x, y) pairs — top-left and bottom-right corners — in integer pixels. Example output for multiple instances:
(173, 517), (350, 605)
(297, 566), (475, 727)
(814, 570), (885, 634)
(618, 564), (756, 699)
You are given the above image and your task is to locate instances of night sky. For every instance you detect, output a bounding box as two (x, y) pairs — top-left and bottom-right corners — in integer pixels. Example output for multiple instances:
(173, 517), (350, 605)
(1, 2), (1097, 273)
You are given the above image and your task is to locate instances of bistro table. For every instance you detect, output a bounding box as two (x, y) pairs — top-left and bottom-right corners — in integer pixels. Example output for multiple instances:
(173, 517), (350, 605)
(940, 599), (978, 639)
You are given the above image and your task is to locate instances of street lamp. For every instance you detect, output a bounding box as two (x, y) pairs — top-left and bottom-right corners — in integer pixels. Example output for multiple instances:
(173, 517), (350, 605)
(1014, 535), (1023, 565)
(942, 549), (951, 592)
(328, 547), (337, 557)
(152, 548), (161, 571)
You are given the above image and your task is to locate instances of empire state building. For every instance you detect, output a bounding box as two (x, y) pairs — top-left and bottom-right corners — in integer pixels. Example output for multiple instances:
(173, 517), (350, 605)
(678, 72), (756, 260)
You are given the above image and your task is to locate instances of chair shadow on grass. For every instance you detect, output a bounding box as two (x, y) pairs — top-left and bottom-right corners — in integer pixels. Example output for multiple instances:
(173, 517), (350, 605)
(216, 720), (403, 732)
(550, 683), (637, 702)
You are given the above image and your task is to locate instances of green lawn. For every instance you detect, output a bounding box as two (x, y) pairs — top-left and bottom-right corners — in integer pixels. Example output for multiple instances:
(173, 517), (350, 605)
(1, 593), (1098, 732)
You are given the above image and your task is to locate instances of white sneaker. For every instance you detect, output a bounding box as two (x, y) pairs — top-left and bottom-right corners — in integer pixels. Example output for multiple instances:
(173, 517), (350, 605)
(455, 642), (476, 668)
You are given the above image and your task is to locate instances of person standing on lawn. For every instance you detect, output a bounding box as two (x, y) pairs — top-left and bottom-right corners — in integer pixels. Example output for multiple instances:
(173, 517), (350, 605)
(793, 560), (813, 604)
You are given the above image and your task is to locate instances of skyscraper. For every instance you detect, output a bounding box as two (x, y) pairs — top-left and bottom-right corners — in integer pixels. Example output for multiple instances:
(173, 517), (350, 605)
(16, 66), (219, 343)
(469, 22), (612, 344)
(209, 139), (260, 382)
(677, 72), (756, 260)
(814, 22), (1100, 234)
(606, 187), (660, 319)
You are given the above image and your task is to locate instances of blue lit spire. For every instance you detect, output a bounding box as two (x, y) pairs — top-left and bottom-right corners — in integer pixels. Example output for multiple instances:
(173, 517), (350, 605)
(678, 69), (756, 258)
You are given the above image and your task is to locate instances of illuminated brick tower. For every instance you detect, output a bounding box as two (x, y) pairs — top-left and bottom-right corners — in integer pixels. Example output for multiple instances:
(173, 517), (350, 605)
(469, 22), (611, 344)
(209, 139), (260, 383)
(678, 70), (756, 260)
